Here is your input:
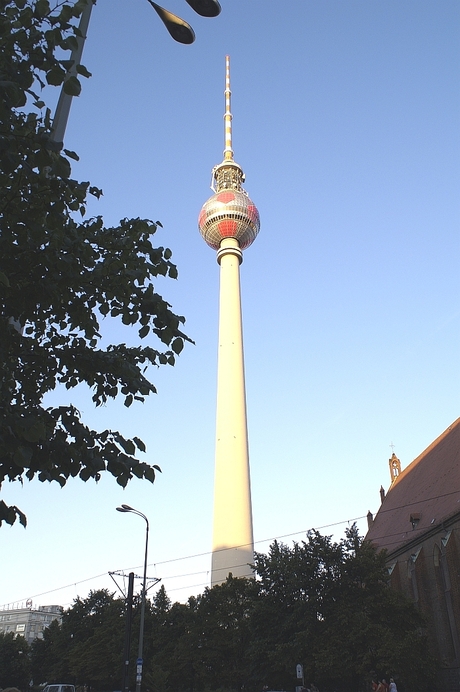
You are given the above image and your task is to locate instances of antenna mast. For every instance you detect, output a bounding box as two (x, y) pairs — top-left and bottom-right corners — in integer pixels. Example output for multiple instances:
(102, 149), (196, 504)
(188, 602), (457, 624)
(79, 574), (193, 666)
(224, 54), (233, 161)
(211, 56), (245, 193)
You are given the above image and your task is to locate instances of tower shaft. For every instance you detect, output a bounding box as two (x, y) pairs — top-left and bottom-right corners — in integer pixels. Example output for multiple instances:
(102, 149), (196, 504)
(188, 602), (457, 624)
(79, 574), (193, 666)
(211, 238), (254, 585)
(198, 56), (259, 588)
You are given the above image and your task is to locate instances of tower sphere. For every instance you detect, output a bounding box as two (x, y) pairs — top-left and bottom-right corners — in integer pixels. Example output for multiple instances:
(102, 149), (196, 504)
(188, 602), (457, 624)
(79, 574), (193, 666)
(198, 189), (260, 251)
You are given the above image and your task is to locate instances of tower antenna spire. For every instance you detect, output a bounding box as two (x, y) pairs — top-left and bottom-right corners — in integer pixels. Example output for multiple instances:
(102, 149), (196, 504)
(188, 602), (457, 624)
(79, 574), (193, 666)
(211, 56), (245, 193)
(224, 54), (233, 161)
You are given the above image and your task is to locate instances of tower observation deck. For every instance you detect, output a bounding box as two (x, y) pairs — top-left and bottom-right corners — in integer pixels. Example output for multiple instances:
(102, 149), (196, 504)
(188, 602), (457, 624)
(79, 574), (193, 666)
(198, 56), (260, 586)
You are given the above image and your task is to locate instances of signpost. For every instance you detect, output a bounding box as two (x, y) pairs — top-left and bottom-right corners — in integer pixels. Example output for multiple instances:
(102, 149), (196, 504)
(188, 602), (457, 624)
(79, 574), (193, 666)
(136, 658), (143, 686)
(296, 663), (304, 692)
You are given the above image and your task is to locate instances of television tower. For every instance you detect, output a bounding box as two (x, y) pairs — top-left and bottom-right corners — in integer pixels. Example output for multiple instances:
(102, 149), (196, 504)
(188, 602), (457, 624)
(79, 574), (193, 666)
(198, 56), (260, 586)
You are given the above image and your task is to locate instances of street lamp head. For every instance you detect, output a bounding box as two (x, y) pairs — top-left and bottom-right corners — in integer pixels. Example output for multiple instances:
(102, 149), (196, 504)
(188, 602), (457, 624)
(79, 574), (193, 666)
(185, 0), (221, 17)
(146, 1), (195, 44)
(116, 506), (149, 528)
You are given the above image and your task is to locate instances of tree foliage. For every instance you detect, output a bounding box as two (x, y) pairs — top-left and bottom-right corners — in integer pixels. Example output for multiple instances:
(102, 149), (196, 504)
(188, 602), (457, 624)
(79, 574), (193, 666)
(31, 590), (125, 686)
(0, 631), (30, 688)
(0, 0), (191, 526)
(251, 527), (436, 692)
(24, 529), (437, 692)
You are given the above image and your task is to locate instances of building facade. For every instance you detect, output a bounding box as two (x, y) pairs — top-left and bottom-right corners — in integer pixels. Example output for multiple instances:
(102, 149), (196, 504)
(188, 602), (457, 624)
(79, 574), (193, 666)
(0, 604), (63, 644)
(366, 418), (460, 692)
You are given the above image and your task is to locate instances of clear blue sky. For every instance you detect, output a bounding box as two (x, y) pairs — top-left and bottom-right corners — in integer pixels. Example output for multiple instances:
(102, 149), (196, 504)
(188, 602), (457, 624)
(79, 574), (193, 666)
(1, 0), (459, 609)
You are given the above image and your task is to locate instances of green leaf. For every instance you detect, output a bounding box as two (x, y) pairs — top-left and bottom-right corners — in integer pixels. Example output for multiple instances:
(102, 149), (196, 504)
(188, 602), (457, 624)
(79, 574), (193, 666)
(13, 446), (33, 467)
(0, 271), (10, 287)
(58, 4), (73, 22)
(76, 64), (92, 78)
(46, 65), (66, 86)
(133, 436), (146, 453)
(132, 463), (144, 479)
(64, 149), (79, 161)
(144, 466), (155, 482)
(59, 36), (78, 51)
(118, 438), (136, 456)
(63, 75), (82, 96)
(0, 500), (26, 526)
(79, 467), (92, 481)
(54, 155), (71, 179)
(171, 337), (183, 355)
(35, 0), (50, 17)
(22, 419), (46, 443)
(18, 508), (27, 527)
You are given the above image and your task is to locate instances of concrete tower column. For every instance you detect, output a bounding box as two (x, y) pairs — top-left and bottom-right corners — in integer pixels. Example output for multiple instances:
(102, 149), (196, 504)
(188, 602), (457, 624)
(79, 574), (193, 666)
(211, 238), (253, 584)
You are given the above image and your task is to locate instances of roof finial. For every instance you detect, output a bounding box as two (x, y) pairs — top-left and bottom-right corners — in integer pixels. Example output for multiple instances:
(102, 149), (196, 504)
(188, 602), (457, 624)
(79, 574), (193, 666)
(223, 54), (233, 161)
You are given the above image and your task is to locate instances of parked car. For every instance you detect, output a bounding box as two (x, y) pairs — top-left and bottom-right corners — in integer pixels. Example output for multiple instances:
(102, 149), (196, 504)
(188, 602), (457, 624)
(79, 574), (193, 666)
(43, 685), (75, 692)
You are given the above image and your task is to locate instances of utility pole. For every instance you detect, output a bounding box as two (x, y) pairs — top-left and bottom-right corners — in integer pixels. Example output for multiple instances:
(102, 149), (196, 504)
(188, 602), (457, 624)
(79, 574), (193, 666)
(121, 572), (135, 692)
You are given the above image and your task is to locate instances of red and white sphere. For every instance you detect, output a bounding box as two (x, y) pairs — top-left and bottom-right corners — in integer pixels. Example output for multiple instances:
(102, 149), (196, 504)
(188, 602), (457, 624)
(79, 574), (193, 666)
(198, 190), (260, 251)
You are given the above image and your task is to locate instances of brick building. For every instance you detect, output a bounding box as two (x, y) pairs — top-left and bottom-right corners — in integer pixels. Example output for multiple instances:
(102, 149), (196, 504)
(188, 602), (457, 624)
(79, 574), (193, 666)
(366, 418), (460, 692)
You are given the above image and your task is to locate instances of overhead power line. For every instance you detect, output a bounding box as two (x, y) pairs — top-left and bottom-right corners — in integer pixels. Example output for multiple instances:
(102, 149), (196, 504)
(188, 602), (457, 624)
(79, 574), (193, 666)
(0, 513), (369, 608)
(2, 488), (458, 609)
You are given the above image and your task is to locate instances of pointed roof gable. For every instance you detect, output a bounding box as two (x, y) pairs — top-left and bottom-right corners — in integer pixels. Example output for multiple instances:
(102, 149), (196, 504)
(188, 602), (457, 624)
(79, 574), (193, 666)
(365, 418), (460, 554)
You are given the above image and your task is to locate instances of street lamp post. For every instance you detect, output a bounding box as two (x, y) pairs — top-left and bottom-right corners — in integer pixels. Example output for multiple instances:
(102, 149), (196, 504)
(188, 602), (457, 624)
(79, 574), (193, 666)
(51, 0), (221, 145)
(116, 504), (150, 692)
